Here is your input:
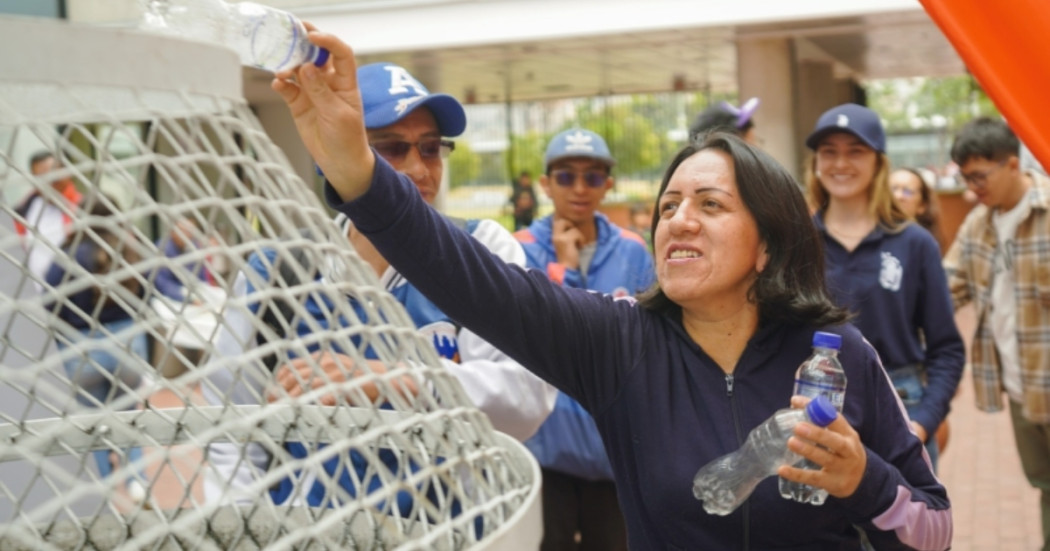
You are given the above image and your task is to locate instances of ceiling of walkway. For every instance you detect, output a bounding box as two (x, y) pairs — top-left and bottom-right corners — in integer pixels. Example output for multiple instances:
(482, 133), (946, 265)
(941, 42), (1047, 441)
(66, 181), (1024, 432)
(57, 1), (967, 105)
(245, 5), (965, 104)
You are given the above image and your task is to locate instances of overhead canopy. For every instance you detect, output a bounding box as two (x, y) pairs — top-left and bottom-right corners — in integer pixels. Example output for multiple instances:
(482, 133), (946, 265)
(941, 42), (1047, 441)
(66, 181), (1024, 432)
(287, 0), (966, 104)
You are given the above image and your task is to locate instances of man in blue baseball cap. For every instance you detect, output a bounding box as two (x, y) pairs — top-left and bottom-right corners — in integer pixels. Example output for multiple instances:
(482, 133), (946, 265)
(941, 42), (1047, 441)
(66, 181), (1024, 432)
(203, 62), (556, 507)
(354, 62), (466, 203)
(514, 128), (654, 550)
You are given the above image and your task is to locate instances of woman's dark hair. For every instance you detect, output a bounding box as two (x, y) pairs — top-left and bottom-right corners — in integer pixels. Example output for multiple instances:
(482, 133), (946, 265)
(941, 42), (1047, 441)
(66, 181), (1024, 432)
(64, 199), (144, 306)
(638, 133), (850, 327)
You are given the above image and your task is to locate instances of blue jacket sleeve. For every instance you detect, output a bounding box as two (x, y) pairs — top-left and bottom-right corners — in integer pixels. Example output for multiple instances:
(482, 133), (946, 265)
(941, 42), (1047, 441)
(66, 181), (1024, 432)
(153, 239), (187, 301)
(836, 330), (953, 550)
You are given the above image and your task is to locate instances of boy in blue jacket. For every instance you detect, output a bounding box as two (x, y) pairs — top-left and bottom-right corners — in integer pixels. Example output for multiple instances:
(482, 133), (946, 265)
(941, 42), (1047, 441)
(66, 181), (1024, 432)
(514, 128), (654, 550)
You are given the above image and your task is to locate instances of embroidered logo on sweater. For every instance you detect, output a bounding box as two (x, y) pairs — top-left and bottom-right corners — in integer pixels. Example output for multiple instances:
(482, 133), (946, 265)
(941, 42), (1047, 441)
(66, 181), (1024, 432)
(879, 251), (902, 291)
(418, 321), (460, 362)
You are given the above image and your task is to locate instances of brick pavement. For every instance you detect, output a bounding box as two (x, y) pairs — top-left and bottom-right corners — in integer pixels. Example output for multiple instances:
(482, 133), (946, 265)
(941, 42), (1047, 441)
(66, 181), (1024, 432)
(937, 305), (1043, 551)
(936, 371), (1043, 550)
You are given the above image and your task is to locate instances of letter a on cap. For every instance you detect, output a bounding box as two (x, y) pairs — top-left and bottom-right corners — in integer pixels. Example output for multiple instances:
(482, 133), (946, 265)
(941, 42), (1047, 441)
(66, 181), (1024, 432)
(384, 66), (427, 97)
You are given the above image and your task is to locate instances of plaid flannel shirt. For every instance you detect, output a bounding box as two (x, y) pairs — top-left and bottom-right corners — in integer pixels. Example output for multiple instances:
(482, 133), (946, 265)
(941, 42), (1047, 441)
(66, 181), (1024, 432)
(944, 171), (1050, 422)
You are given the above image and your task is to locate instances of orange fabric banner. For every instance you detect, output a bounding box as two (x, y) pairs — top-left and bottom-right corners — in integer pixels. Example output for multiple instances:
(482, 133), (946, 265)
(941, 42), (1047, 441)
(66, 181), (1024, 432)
(919, 0), (1050, 169)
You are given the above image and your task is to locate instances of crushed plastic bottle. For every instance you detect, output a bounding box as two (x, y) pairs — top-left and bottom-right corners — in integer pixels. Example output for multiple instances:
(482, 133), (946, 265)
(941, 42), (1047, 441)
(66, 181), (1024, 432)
(692, 395), (837, 516)
(140, 0), (329, 72)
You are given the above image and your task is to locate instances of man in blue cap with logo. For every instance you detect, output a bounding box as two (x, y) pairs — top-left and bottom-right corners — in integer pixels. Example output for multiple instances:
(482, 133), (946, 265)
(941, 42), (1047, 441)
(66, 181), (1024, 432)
(514, 128), (654, 550)
(203, 62), (556, 506)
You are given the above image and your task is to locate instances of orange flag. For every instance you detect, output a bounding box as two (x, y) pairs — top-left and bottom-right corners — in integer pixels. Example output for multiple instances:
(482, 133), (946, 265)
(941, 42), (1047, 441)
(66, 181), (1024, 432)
(920, 0), (1050, 169)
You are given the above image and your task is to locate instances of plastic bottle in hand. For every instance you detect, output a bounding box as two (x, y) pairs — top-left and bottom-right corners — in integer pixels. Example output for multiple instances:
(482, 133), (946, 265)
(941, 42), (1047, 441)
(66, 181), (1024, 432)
(779, 331), (846, 505)
(140, 0), (329, 72)
(692, 396), (837, 516)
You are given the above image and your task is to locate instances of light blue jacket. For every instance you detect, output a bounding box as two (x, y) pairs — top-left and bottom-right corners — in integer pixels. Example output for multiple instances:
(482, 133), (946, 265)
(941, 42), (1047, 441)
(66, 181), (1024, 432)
(515, 213), (655, 480)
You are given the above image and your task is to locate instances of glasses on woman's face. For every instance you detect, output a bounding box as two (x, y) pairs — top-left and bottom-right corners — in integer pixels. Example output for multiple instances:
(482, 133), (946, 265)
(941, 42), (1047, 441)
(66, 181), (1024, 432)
(891, 185), (918, 199)
(371, 138), (455, 163)
(955, 159), (1007, 189)
(551, 169), (607, 189)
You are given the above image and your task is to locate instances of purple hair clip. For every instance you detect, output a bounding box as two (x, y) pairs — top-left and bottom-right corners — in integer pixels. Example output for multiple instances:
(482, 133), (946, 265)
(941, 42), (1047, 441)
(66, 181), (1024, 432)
(720, 97), (761, 128)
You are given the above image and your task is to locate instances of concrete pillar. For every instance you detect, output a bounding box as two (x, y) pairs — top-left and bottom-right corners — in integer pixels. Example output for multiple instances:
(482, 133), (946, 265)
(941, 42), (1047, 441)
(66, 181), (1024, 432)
(254, 101), (321, 199)
(794, 59), (838, 180)
(794, 58), (866, 181)
(737, 38), (798, 179)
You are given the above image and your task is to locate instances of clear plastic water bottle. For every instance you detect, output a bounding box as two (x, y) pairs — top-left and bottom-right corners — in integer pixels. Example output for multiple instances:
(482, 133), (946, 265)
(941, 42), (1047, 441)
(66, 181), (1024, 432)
(779, 331), (846, 505)
(140, 0), (329, 73)
(692, 396), (837, 516)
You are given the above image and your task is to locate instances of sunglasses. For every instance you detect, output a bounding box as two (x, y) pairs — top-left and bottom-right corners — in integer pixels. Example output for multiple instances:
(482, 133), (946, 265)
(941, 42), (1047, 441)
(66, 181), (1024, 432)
(551, 169), (608, 189)
(371, 138), (455, 162)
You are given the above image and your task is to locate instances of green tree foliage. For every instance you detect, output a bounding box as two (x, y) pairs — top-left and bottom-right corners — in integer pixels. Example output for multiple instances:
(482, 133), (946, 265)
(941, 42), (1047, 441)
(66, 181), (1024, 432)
(448, 139), (481, 189)
(505, 130), (548, 180)
(867, 75), (1000, 133)
(914, 76), (999, 129)
(568, 98), (667, 179)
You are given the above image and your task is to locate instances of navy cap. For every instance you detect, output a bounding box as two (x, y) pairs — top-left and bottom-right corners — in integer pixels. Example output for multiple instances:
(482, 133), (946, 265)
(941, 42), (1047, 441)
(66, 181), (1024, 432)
(544, 129), (616, 169)
(357, 62), (467, 137)
(805, 103), (886, 153)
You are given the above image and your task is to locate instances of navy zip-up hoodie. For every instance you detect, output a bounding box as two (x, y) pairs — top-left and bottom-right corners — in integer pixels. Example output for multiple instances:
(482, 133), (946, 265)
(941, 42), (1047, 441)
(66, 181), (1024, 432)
(330, 158), (952, 550)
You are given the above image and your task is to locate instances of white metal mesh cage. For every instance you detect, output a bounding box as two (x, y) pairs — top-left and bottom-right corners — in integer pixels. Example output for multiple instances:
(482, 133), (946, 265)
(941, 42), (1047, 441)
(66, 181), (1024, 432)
(0, 15), (539, 550)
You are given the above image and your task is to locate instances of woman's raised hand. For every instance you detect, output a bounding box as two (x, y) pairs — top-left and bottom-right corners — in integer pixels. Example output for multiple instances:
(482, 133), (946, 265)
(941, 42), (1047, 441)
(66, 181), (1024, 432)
(271, 26), (375, 202)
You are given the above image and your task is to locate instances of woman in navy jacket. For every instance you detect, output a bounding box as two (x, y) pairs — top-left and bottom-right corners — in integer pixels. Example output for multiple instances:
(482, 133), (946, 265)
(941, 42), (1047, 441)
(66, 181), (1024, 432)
(804, 104), (965, 470)
(270, 31), (952, 550)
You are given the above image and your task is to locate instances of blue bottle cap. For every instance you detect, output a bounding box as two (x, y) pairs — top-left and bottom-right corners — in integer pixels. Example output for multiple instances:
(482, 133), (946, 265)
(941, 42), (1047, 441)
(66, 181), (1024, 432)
(812, 331), (842, 350)
(805, 396), (838, 427)
(313, 47), (330, 67)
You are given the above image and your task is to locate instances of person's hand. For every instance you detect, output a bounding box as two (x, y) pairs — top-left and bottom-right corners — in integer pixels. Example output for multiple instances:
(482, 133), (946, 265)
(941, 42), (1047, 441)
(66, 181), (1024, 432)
(271, 25), (374, 202)
(267, 351), (418, 406)
(551, 218), (584, 269)
(776, 395), (867, 499)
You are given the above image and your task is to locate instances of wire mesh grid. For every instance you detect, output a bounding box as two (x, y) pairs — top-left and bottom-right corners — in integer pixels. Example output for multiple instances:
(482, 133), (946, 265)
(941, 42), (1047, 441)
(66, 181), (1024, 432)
(0, 16), (538, 551)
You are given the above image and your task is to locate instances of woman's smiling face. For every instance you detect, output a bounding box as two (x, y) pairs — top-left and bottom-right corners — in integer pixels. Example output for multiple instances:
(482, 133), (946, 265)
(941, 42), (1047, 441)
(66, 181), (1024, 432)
(653, 149), (767, 312)
(813, 132), (878, 202)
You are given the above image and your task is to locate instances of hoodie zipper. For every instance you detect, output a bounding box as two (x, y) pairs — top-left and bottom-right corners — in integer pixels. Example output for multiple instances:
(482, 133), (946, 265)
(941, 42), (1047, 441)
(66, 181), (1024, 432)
(725, 372), (751, 550)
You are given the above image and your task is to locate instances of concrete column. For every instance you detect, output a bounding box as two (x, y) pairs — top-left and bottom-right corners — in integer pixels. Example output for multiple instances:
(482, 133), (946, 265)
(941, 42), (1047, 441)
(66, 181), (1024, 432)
(794, 59), (837, 180)
(794, 58), (866, 181)
(737, 38), (798, 179)
(254, 101), (321, 199)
